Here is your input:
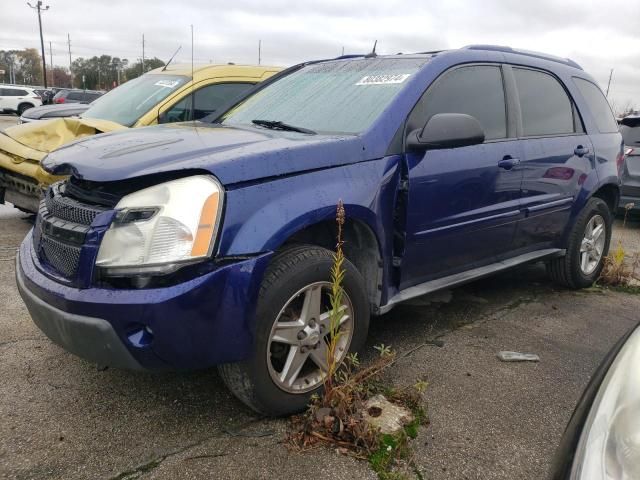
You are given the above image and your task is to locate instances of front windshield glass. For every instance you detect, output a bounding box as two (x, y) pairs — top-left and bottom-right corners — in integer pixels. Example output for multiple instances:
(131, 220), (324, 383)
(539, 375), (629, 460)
(83, 74), (189, 126)
(222, 57), (428, 134)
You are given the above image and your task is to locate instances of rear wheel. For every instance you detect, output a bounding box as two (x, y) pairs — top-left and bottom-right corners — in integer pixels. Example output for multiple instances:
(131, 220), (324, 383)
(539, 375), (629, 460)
(218, 245), (370, 416)
(547, 197), (612, 288)
(17, 103), (34, 116)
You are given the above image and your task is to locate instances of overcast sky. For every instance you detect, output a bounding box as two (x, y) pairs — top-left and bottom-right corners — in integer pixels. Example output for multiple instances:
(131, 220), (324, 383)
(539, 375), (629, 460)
(2, 0), (639, 110)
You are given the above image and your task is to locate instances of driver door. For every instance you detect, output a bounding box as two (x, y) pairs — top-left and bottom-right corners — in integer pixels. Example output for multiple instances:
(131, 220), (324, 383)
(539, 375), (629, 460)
(399, 64), (523, 289)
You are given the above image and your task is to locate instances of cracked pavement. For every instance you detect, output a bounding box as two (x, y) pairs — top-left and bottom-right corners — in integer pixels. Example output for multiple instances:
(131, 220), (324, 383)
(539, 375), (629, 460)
(2, 201), (640, 479)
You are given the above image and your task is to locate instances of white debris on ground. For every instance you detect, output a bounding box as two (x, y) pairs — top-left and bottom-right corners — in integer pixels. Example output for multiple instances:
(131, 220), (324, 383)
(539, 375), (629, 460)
(497, 351), (541, 362)
(363, 394), (414, 434)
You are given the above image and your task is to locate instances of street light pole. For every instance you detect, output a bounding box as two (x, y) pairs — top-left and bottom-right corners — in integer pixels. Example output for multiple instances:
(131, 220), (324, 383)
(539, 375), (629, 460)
(27, 1), (49, 88)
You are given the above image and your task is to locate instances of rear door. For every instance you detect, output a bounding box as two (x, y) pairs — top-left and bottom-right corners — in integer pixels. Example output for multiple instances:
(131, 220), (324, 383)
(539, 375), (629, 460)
(400, 64), (523, 288)
(509, 67), (594, 252)
(619, 119), (640, 201)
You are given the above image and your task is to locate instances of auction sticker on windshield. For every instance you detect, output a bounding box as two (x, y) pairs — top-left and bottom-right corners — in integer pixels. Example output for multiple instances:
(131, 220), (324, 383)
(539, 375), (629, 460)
(154, 80), (181, 88)
(355, 74), (412, 85)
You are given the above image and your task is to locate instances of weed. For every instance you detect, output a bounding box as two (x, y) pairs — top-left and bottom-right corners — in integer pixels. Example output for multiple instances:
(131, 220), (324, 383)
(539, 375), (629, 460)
(599, 203), (640, 287)
(287, 201), (428, 479)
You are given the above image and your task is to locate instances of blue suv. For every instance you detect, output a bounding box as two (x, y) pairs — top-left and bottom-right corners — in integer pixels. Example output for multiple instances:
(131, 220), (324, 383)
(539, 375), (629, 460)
(16, 46), (622, 415)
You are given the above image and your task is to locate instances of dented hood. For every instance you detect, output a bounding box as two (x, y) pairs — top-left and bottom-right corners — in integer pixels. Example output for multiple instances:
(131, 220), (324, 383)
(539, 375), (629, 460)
(0, 117), (126, 165)
(42, 122), (367, 186)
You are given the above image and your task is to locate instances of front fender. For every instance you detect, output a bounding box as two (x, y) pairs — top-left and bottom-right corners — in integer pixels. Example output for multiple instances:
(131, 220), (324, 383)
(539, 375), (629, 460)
(217, 156), (401, 258)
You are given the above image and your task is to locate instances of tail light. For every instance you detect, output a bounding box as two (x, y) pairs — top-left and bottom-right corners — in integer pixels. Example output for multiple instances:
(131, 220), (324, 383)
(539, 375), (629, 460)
(54, 97), (65, 104)
(617, 150), (626, 174)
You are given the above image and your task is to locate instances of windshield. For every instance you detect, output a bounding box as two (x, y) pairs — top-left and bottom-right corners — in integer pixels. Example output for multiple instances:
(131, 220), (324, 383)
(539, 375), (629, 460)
(83, 74), (189, 126)
(222, 57), (427, 134)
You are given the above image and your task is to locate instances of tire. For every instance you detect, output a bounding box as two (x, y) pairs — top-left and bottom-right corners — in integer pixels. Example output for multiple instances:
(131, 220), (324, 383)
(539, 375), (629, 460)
(218, 244), (370, 416)
(17, 103), (34, 116)
(547, 197), (612, 289)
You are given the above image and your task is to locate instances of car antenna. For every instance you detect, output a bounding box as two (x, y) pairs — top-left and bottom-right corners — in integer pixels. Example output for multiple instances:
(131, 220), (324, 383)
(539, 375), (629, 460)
(161, 46), (182, 71)
(190, 24), (195, 123)
(364, 40), (378, 58)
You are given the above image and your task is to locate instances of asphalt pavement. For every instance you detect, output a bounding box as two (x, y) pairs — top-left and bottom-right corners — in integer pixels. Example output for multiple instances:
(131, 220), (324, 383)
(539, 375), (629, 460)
(1, 115), (639, 479)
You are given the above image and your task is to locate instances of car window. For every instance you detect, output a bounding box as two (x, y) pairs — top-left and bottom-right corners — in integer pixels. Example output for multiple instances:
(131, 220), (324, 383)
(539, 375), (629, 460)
(572, 77), (619, 134)
(621, 125), (640, 146)
(161, 83), (254, 123)
(408, 65), (507, 140)
(513, 68), (574, 136)
(67, 92), (83, 101)
(3, 89), (26, 96)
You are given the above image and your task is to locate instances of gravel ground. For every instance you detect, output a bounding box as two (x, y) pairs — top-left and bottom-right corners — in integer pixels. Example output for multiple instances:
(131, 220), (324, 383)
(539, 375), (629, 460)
(1, 178), (639, 478)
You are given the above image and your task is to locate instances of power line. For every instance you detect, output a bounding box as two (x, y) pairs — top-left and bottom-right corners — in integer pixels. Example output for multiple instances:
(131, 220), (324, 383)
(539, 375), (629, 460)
(27, 1), (50, 88)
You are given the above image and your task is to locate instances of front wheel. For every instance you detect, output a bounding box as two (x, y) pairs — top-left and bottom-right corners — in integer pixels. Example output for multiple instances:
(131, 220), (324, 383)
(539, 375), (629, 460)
(547, 197), (612, 288)
(218, 245), (370, 416)
(17, 103), (34, 116)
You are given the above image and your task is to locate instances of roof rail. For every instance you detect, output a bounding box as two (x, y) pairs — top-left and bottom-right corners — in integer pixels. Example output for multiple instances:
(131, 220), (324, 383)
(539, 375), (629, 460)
(463, 44), (583, 70)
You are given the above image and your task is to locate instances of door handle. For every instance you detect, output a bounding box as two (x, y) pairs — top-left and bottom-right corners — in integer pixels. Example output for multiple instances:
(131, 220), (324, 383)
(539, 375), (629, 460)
(498, 156), (521, 170)
(574, 145), (590, 157)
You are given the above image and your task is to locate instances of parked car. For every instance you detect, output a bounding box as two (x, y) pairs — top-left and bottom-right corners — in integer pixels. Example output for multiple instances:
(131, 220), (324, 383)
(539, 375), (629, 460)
(17, 45), (622, 416)
(0, 85), (43, 115)
(0, 64), (280, 212)
(18, 102), (92, 124)
(52, 89), (103, 104)
(618, 115), (640, 212)
(551, 322), (640, 479)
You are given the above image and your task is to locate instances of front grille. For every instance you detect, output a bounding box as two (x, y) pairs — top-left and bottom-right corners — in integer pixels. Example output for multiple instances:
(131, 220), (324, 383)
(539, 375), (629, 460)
(33, 182), (109, 280)
(39, 232), (82, 278)
(44, 183), (105, 226)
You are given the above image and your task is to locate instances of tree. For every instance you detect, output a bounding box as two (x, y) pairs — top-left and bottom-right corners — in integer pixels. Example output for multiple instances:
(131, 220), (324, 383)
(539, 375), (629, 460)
(123, 57), (165, 82)
(51, 67), (72, 88)
(0, 48), (43, 85)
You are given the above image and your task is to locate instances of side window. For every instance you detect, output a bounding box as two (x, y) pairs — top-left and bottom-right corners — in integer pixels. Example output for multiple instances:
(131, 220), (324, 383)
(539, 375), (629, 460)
(408, 65), (507, 141)
(573, 77), (619, 134)
(513, 68), (574, 136)
(160, 83), (253, 123)
(67, 92), (83, 101)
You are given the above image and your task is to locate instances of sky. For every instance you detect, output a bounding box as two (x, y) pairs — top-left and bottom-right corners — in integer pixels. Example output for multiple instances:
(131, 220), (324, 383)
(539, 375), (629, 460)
(2, 0), (639, 112)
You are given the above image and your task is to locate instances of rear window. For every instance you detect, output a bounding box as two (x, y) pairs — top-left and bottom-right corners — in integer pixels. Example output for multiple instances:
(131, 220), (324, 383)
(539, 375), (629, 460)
(573, 77), (619, 134)
(513, 68), (574, 136)
(67, 92), (83, 101)
(621, 124), (640, 147)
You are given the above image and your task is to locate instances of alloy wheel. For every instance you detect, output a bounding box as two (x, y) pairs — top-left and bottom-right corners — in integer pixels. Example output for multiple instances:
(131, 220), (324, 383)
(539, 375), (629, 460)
(266, 281), (354, 394)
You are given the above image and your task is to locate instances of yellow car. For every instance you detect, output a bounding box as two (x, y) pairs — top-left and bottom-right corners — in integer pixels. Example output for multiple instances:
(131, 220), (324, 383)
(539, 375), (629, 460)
(0, 63), (280, 212)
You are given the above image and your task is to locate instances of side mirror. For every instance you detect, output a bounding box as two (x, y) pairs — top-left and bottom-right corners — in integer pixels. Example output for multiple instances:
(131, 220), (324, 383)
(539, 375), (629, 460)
(407, 113), (485, 151)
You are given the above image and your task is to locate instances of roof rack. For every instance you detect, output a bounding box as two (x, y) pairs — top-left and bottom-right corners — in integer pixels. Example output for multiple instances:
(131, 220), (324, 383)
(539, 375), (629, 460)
(463, 45), (582, 70)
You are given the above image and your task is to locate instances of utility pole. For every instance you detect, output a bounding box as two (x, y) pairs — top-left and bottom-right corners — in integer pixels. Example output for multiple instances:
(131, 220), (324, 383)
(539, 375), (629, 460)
(606, 69), (614, 97)
(49, 41), (53, 87)
(258, 39), (261, 65)
(341, 46), (345, 56)
(27, 1), (50, 88)
(142, 33), (145, 74)
(67, 33), (73, 87)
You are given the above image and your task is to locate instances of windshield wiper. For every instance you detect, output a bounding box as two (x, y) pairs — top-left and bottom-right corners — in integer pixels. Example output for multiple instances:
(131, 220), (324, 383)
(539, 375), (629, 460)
(251, 119), (316, 134)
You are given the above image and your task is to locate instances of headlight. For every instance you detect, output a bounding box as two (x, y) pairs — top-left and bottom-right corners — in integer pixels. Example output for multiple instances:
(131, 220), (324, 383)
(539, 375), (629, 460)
(570, 325), (640, 479)
(96, 175), (223, 276)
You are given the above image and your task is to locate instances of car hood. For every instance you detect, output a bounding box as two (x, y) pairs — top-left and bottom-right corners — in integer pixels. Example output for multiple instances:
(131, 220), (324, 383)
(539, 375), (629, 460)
(42, 123), (368, 186)
(22, 103), (90, 120)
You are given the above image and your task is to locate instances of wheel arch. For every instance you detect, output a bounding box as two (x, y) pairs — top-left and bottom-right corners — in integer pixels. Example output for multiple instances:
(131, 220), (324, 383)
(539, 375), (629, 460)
(277, 215), (384, 310)
(591, 182), (620, 214)
(17, 102), (35, 112)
